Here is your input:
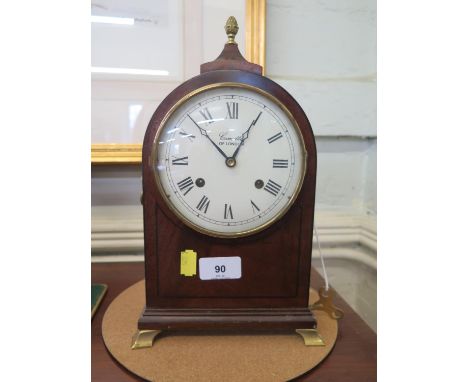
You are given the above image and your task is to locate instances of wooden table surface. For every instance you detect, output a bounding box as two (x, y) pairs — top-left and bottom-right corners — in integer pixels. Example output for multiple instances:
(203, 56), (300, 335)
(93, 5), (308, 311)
(92, 262), (376, 381)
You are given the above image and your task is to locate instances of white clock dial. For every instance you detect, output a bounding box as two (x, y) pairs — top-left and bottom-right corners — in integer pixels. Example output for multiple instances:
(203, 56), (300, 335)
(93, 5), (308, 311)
(153, 84), (306, 237)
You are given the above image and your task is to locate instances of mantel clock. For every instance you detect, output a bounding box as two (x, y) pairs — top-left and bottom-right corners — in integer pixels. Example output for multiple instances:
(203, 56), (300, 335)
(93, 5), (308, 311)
(133, 17), (320, 348)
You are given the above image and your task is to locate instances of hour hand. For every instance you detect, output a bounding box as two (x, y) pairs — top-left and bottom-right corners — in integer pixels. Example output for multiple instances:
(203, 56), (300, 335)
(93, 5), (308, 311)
(188, 115), (228, 159)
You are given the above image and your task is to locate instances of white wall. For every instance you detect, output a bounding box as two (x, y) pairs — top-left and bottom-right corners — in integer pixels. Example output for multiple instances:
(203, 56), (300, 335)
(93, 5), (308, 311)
(266, 0), (377, 216)
(267, 4), (377, 329)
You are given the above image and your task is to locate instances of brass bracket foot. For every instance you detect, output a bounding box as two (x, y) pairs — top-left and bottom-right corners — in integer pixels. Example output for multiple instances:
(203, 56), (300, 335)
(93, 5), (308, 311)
(296, 329), (325, 346)
(131, 330), (162, 349)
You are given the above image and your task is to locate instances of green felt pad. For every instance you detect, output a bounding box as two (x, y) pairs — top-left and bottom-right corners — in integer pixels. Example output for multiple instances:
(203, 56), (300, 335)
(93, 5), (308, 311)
(92, 284), (107, 318)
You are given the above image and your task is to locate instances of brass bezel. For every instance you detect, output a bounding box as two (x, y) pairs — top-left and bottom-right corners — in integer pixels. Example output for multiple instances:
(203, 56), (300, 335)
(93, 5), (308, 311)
(150, 82), (307, 239)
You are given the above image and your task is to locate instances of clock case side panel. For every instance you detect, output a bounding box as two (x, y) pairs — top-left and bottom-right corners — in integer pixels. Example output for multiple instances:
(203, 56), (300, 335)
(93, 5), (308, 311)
(141, 70), (317, 314)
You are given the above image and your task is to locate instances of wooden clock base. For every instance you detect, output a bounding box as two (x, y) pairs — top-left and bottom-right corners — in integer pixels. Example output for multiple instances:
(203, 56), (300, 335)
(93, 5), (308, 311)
(138, 307), (317, 330)
(133, 307), (320, 348)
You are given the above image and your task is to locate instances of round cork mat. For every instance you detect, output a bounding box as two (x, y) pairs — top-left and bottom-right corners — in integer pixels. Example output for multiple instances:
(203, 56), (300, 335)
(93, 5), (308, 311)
(102, 280), (338, 382)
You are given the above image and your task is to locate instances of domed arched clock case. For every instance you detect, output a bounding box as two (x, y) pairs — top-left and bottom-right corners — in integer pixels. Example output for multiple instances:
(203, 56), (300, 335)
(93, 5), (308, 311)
(133, 17), (320, 348)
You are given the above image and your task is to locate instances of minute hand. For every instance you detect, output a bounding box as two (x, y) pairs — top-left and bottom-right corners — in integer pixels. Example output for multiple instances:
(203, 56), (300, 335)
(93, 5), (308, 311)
(232, 111), (262, 160)
(188, 115), (228, 159)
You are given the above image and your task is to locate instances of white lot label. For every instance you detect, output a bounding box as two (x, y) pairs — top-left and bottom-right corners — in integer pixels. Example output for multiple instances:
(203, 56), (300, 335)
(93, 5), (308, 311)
(199, 256), (242, 280)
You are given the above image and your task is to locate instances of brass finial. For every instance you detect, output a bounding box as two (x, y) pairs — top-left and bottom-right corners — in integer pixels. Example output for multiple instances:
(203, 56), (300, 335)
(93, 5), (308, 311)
(225, 16), (239, 44)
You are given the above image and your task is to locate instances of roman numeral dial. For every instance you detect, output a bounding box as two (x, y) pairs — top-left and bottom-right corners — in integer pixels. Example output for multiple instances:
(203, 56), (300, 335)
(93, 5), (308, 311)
(179, 130), (195, 141)
(172, 156), (188, 166)
(267, 132), (283, 144)
(273, 159), (288, 168)
(177, 177), (194, 195)
(155, 88), (305, 238)
(224, 204), (234, 219)
(199, 108), (214, 124)
(264, 179), (282, 196)
(226, 102), (239, 119)
(250, 200), (260, 214)
(196, 195), (210, 213)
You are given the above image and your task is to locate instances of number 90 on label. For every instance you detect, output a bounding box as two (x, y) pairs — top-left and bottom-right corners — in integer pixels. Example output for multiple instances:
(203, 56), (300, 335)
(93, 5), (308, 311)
(199, 256), (242, 280)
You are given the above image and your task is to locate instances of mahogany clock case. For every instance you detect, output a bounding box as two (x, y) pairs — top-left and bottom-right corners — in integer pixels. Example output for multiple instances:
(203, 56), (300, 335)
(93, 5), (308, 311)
(140, 69), (317, 330)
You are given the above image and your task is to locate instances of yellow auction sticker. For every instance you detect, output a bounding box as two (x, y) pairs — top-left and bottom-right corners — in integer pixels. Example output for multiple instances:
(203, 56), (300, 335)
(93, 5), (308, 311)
(180, 250), (197, 276)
